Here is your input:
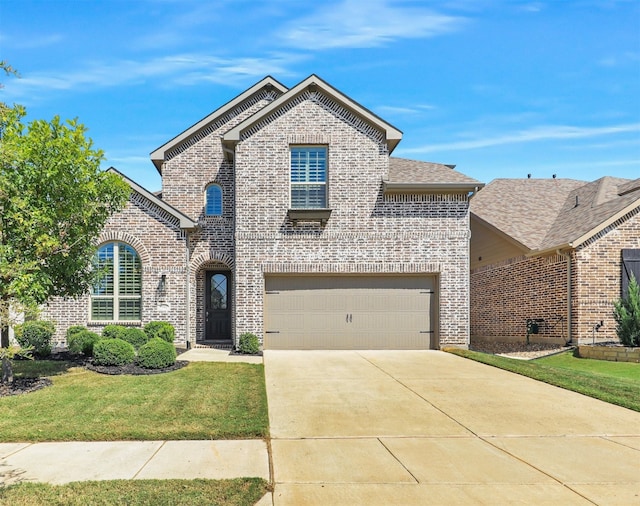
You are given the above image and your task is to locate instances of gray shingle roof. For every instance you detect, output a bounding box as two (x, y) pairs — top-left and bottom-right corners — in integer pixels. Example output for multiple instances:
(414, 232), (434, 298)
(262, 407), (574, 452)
(471, 176), (640, 252)
(388, 157), (482, 185)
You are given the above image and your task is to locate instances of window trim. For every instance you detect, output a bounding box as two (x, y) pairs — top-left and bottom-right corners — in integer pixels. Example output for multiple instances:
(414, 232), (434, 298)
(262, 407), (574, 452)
(90, 242), (142, 322)
(205, 183), (223, 216)
(289, 145), (328, 209)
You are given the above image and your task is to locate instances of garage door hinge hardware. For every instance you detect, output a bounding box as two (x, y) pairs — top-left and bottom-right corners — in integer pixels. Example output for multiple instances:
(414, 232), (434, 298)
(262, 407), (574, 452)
(419, 330), (434, 334)
(346, 314), (353, 322)
(265, 331), (280, 334)
(265, 291), (280, 294)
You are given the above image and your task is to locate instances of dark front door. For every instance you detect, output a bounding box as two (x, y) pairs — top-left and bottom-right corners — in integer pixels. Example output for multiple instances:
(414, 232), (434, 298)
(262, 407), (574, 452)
(205, 271), (231, 341)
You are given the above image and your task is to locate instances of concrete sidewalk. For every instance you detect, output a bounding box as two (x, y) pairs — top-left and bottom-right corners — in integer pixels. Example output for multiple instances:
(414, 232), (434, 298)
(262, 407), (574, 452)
(0, 348), (270, 505)
(0, 440), (269, 485)
(265, 350), (640, 506)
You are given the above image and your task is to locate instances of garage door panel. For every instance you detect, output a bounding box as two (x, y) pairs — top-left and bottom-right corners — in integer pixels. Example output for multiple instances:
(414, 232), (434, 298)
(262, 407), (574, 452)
(264, 275), (436, 350)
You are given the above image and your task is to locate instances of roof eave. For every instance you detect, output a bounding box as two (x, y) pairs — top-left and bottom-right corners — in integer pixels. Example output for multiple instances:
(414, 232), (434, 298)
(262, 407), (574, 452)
(107, 167), (197, 230)
(383, 181), (484, 194)
(150, 76), (289, 174)
(470, 212), (530, 252)
(528, 198), (640, 256)
(222, 74), (403, 151)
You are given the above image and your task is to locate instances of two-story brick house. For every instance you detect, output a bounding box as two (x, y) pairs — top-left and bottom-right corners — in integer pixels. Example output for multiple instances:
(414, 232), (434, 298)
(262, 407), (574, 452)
(45, 75), (483, 350)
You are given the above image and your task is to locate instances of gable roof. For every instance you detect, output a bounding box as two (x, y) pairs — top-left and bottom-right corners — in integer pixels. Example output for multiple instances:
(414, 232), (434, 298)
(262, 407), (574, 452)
(222, 74), (403, 154)
(150, 76), (288, 172)
(108, 167), (197, 230)
(471, 176), (640, 254)
(384, 157), (484, 193)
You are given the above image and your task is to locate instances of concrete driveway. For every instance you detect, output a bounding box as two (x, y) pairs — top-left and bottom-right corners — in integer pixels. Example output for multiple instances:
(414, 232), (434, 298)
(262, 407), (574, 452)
(264, 350), (640, 505)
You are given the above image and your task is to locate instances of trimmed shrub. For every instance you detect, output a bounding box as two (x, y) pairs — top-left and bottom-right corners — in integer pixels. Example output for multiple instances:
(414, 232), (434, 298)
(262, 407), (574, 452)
(67, 330), (101, 356)
(137, 338), (177, 369)
(66, 326), (87, 339)
(93, 338), (135, 366)
(15, 321), (55, 357)
(614, 274), (640, 347)
(238, 332), (260, 355)
(121, 327), (149, 350)
(144, 321), (175, 343)
(101, 324), (128, 340)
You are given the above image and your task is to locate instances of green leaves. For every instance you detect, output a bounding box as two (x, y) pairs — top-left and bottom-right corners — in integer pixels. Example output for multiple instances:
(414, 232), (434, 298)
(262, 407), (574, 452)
(0, 103), (130, 322)
(613, 275), (640, 347)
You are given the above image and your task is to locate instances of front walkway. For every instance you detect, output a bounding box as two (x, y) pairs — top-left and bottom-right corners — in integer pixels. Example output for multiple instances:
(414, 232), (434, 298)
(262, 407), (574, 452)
(265, 350), (640, 505)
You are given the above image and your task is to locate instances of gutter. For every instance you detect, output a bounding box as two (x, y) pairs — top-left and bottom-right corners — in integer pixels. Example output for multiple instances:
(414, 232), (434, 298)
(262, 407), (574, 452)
(382, 181), (484, 194)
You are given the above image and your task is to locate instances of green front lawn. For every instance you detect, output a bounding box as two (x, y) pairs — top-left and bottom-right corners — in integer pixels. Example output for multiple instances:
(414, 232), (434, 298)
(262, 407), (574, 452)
(0, 362), (268, 442)
(0, 479), (269, 506)
(445, 349), (640, 412)
(537, 350), (640, 379)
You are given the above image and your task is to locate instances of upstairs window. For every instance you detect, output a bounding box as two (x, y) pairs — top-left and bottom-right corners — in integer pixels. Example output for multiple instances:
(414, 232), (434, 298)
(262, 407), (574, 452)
(290, 146), (327, 209)
(91, 242), (142, 321)
(205, 184), (223, 216)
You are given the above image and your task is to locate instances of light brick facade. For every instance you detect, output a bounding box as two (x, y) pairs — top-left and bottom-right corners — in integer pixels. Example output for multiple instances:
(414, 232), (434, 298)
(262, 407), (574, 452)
(45, 76), (478, 349)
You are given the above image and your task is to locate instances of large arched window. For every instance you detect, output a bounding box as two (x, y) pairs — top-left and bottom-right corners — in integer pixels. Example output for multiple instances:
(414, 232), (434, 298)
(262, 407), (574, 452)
(205, 184), (223, 216)
(91, 242), (142, 321)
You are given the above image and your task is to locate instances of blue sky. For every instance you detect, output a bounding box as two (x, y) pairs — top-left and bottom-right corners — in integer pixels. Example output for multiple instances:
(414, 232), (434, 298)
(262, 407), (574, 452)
(2, 0), (639, 191)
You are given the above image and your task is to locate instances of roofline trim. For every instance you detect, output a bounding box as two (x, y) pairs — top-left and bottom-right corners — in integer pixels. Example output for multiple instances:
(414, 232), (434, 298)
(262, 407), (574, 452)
(384, 181), (484, 194)
(222, 74), (403, 153)
(149, 76), (289, 172)
(470, 213), (530, 252)
(107, 167), (197, 230)
(528, 198), (640, 256)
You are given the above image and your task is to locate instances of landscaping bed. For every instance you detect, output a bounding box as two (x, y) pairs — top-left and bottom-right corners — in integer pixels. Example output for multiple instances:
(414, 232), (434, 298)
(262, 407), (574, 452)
(470, 341), (571, 359)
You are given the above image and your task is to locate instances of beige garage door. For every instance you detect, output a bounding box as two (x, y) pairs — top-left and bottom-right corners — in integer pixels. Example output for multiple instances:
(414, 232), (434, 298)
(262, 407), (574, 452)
(264, 275), (436, 350)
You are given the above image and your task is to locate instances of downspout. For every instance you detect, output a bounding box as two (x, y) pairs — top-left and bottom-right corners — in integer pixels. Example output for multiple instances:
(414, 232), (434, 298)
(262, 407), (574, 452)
(185, 231), (191, 349)
(557, 249), (572, 344)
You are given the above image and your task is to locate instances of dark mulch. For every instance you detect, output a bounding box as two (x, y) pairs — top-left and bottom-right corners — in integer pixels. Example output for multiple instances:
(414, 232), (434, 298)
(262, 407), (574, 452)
(0, 377), (52, 397)
(86, 360), (189, 375)
(1, 352), (189, 397)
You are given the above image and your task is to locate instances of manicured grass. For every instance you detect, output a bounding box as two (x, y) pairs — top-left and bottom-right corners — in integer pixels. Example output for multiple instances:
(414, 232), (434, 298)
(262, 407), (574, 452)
(0, 478), (269, 505)
(444, 348), (640, 412)
(0, 362), (268, 441)
(537, 350), (640, 380)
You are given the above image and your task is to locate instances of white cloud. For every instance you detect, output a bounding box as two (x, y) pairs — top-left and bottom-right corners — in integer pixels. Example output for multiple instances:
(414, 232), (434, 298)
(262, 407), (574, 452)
(2, 52), (304, 100)
(401, 123), (640, 153)
(279, 0), (466, 50)
(376, 104), (437, 115)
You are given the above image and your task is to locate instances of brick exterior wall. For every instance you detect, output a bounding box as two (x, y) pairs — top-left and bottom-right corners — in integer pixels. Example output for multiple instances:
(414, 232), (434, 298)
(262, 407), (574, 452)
(470, 255), (569, 344)
(43, 192), (190, 346)
(234, 91), (471, 347)
(573, 207), (640, 343)
(44, 84), (474, 349)
(470, 207), (640, 345)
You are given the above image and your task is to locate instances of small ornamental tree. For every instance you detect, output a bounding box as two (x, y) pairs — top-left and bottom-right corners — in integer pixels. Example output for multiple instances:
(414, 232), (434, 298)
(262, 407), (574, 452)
(0, 61), (130, 382)
(613, 274), (640, 347)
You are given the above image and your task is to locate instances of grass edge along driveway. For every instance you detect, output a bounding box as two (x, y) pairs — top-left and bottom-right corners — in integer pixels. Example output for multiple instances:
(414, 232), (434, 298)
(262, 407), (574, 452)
(0, 362), (269, 442)
(445, 348), (640, 412)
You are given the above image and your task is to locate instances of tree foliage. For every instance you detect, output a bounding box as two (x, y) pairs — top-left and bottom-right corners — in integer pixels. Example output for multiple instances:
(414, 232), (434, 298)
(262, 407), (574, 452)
(0, 62), (130, 349)
(613, 274), (640, 347)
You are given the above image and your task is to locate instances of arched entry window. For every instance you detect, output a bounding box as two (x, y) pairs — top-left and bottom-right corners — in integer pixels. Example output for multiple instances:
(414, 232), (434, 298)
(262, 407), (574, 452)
(205, 184), (223, 216)
(91, 242), (142, 321)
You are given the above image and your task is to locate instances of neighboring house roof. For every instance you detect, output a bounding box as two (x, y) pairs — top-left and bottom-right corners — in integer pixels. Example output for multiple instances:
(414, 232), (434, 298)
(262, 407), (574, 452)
(384, 157), (484, 193)
(108, 167), (197, 230)
(222, 74), (403, 154)
(471, 176), (640, 254)
(150, 76), (288, 172)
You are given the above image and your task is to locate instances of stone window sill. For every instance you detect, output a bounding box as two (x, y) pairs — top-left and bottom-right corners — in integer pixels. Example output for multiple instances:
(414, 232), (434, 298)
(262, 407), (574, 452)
(287, 208), (332, 226)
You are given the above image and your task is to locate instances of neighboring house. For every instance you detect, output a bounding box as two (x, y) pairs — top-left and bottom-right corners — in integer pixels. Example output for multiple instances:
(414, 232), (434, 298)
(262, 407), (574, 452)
(45, 74), (483, 350)
(470, 176), (640, 345)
